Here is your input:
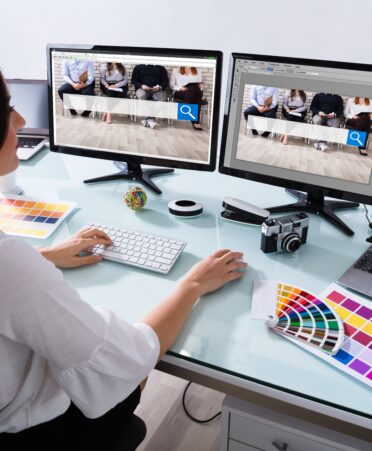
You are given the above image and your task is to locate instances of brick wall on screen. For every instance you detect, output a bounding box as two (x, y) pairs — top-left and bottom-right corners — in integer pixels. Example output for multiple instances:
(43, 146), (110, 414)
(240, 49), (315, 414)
(53, 57), (215, 114)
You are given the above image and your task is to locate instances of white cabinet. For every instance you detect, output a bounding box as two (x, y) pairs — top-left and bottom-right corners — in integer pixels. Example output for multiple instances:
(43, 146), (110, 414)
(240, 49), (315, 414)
(221, 396), (371, 451)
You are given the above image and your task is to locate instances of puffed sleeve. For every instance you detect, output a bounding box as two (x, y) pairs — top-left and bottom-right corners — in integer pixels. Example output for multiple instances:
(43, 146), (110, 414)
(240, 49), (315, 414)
(0, 236), (160, 418)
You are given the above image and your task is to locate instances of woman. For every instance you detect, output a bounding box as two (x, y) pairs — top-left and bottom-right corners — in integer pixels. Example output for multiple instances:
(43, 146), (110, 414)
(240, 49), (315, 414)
(100, 62), (128, 124)
(0, 71), (247, 450)
(344, 97), (372, 156)
(280, 89), (307, 145)
(170, 66), (203, 130)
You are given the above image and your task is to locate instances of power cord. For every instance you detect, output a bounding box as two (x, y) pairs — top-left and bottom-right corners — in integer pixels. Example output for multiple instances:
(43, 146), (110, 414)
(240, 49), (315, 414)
(363, 204), (372, 243)
(363, 204), (372, 227)
(182, 382), (221, 424)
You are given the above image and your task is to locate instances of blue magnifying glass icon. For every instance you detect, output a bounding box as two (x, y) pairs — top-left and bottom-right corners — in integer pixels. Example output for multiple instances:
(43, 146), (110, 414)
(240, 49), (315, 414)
(349, 131), (364, 146)
(180, 104), (196, 121)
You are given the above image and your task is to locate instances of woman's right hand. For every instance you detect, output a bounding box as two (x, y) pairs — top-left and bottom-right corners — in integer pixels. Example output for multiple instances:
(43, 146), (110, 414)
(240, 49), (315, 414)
(181, 249), (247, 298)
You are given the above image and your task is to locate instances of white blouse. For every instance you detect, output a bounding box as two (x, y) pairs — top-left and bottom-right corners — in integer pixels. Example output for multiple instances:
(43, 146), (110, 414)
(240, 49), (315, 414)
(100, 65), (128, 88)
(344, 98), (372, 119)
(170, 68), (202, 91)
(0, 232), (159, 433)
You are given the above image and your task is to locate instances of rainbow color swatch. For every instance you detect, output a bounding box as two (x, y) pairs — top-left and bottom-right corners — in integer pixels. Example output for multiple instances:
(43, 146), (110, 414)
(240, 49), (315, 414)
(268, 283), (344, 355)
(320, 284), (372, 388)
(0, 195), (76, 239)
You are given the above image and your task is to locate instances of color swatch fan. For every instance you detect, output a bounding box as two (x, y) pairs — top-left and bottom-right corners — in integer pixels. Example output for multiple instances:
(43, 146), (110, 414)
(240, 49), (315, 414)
(267, 283), (344, 355)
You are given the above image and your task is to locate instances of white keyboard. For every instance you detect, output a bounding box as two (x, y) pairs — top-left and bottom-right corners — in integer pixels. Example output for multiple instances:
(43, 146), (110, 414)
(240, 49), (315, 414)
(86, 223), (187, 274)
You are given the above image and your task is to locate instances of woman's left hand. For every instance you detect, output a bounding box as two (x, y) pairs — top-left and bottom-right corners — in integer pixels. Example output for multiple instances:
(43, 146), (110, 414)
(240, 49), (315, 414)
(39, 227), (112, 268)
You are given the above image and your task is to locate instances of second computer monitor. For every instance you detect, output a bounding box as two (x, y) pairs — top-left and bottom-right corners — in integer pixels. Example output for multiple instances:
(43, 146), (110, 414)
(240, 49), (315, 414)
(219, 53), (372, 234)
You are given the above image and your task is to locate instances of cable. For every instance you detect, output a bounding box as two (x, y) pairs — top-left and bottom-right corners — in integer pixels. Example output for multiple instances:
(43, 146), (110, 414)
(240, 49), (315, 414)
(362, 204), (372, 243)
(182, 382), (221, 424)
(363, 204), (371, 227)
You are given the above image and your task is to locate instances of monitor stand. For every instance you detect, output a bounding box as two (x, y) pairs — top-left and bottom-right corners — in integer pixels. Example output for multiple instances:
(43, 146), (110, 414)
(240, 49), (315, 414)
(266, 189), (359, 236)
(83, 161), (174, 195)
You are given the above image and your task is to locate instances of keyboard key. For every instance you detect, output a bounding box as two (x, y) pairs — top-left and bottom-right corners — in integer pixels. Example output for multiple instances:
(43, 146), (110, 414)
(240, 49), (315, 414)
(155, 256), (172, 265)
(163, 253), (175, 260)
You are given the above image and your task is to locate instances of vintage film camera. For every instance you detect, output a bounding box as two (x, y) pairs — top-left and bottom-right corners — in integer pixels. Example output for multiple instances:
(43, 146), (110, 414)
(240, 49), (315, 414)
(261, 213), (309, 254)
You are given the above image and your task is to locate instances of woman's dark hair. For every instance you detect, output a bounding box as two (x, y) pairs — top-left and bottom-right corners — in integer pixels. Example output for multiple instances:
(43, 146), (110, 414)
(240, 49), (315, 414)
(106, 62), (125, 77)
(290, 89), (306, 103)
(0, 71), (10, 148)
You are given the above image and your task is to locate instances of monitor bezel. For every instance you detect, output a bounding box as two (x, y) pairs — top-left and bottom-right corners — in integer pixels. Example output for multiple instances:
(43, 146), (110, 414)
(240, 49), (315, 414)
(47, 44), (222, 172)
(219, 52), (372, 205)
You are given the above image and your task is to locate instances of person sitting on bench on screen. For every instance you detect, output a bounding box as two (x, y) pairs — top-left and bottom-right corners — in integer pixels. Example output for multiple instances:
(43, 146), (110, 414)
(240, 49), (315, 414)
(170, 66), (204, 131)
(100, 62), (129, 124)
(310, 92), (343, 152)
(131, 64), (169, 129)
(58, 60), (95, 117)
(344, 96), (372, 156)
(243, 85), (279, 137)
(280, 89), (307, 145)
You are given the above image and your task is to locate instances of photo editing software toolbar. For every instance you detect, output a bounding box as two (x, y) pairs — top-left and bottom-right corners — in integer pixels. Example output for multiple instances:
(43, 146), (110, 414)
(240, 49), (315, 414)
(223, 56), (372, 197)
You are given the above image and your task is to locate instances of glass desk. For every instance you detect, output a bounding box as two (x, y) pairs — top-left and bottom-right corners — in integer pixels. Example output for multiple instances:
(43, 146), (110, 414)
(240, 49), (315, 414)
(17, 150), (372, 436)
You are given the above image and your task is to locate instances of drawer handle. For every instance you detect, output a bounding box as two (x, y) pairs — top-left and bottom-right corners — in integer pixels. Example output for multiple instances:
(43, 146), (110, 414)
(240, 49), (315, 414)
(272, 441), (288, 451)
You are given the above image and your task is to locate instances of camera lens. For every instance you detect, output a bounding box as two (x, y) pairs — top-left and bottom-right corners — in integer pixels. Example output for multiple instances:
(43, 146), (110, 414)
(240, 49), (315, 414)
(281, 233), (301, 253)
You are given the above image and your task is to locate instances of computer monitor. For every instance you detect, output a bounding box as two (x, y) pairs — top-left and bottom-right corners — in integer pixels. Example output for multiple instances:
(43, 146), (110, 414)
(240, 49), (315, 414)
(219, 53), (372, 235)
(47, 44), (222, 194)
(7, 79), (49, 135)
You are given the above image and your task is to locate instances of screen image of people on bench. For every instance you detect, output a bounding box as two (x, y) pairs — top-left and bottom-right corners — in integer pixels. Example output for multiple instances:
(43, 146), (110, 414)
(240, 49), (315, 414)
(52, 52), (216, 164)
(237, 83), (372, 184)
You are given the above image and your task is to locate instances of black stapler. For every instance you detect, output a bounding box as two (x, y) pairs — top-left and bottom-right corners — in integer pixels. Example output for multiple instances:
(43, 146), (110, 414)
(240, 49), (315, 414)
(221, 197), (270, 225)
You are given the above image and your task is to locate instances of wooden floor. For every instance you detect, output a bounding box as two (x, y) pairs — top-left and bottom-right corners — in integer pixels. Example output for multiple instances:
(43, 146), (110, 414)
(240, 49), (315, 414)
(134, 370), (224, 451)
(55, 113), (210, 162)
(236, 124), (372, 184)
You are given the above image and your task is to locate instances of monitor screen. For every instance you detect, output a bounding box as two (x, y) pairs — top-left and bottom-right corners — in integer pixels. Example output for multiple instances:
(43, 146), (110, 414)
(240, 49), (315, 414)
(48, 45), (221, 174)
(219, 53), (372, 205)
(7, 79), (49, 135)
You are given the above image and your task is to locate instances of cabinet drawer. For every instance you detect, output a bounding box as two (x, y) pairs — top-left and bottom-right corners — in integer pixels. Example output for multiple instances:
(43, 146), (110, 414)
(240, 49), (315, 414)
(230, 413), (341, 451)
(228, 439), (261, 451)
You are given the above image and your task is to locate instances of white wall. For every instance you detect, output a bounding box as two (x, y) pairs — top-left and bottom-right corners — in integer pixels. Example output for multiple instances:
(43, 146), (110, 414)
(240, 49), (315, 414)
(1, 0), (371, 83)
